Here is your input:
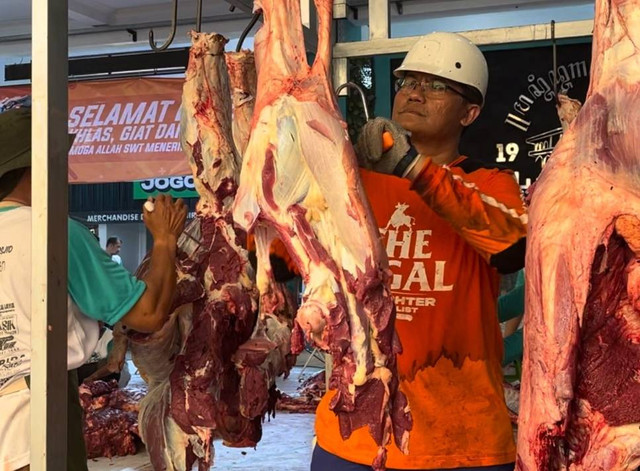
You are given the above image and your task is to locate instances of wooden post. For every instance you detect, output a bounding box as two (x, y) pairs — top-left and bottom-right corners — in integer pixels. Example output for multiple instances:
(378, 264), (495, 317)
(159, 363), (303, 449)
(30, 0), (69, 469)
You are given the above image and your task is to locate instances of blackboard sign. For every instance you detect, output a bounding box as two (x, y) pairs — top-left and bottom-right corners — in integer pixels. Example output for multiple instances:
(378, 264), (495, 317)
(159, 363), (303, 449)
(390, 41), (592, 190)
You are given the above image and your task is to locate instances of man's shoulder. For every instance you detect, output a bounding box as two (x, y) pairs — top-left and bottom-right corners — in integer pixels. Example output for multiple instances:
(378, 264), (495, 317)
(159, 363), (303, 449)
(451, 157), (519, 188)
(359, 167), (412, 189)
(68, 217), (97, 241)
(452, 157), (511, 175)
(68, 217), (103, 259)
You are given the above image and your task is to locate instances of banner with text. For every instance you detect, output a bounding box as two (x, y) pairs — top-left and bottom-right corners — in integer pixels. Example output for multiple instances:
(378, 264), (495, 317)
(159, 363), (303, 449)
(0, 78), (190, 183)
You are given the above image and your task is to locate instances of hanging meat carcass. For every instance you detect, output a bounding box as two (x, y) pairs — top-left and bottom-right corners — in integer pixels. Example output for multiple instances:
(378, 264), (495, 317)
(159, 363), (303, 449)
(232, 0), (412, 468)
(226, 47), (299, 425)
(110, 33), (293, 471)
(516, 0), (640, 469)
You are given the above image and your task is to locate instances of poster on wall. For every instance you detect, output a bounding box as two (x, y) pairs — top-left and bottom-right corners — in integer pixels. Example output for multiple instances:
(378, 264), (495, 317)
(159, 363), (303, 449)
(0, 78), (188, 184)
(390, 41), (592, 191)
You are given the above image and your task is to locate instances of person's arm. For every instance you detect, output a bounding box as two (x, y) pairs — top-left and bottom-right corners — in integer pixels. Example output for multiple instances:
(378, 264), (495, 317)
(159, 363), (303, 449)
(118, 195), (187, 332)
(68, 195), (187, 333)
(85, 324), (128, 382)
(503, 328), (523, 366)
(498, 281), (525, 323)
(405, 156), (527, 273)
(119, 237), (178, 332)
(355, 118), (527, 273)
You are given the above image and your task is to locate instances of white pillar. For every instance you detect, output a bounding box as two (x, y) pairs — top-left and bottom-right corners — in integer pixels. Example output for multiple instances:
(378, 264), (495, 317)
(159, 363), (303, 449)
(30, 0), (69, 469)
(368, 0), (390, 40)
(98, 223), (108, 248)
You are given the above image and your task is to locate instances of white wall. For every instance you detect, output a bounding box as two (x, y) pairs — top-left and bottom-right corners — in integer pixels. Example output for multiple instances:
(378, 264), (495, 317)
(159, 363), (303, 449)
(104, 222), (148, 274)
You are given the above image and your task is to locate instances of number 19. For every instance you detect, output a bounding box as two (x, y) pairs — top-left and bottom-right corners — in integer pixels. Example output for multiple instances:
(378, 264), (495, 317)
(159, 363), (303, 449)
(496, 142), (519, 162)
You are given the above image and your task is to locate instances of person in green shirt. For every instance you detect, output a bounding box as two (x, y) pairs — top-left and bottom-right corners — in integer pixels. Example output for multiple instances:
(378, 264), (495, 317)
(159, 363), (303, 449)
(498, 269), (525, 367)
(0, 107), (187, 471)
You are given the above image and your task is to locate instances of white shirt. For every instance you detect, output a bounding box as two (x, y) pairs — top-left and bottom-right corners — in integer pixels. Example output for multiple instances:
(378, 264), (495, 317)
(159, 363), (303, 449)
(0, 206), (99, 471)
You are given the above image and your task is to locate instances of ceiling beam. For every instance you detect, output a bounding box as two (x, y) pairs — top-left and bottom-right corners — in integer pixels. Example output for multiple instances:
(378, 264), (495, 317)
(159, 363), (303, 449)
(0, 18), (255, 59)
(333, 19), (593, 58)
(350, 0), (592, 19)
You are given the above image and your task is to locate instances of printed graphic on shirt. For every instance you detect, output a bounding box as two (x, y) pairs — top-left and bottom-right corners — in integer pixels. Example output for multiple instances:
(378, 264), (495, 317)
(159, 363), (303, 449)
(380, 202), (454, 321)
(0, 242), (27, 389)
(0, 245), (11, 275)
(0, 306), (26, 389)
(0, 312), (17, 350)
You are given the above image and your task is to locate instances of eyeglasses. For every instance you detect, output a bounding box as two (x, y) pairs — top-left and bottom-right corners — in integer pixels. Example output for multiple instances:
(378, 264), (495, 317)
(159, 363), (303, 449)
(395, 76), (467, 100)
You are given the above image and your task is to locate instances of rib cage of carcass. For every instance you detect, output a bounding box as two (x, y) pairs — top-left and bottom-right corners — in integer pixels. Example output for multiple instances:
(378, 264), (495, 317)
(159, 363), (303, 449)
(106, 33), (296, 471)
(232, 0), (411, 468)
(516, 0), (640, 470)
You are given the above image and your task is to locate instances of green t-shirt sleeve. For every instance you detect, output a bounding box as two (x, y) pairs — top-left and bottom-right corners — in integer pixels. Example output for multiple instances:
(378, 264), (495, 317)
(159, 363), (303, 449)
(497, 269), (525, 323)
(503, 328), (523, 366)
(67, 219), (146, 325)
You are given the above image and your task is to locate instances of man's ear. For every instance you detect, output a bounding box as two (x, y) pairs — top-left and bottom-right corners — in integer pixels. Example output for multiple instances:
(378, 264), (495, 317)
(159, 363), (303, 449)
(460, 103), (481, 127)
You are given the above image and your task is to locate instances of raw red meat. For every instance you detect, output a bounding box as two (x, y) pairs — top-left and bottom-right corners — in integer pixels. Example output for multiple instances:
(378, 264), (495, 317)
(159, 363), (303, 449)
(226, 50), (299, 417)
(122, 32), (295, 471)
(277, 370), (325, 413)
(79, 380), (146, 459)
(133, 32), (259, 471)
(516, 1), (640, 469)
(232, 0), (411, 468)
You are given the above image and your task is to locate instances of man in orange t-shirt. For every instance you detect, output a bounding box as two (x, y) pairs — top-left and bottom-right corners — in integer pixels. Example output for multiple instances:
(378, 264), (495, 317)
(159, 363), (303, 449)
(311, 32), (527, 471)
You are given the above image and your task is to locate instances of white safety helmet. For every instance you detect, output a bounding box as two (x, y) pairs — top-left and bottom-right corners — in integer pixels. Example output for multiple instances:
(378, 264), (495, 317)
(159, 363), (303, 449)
(394, 31), (489, 105)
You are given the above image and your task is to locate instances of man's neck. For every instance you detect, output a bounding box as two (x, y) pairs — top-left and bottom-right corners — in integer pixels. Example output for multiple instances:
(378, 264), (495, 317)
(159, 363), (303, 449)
(2, 174), (32, 206)
(412, 139), (461, 166)
(2, 196), (30, 206)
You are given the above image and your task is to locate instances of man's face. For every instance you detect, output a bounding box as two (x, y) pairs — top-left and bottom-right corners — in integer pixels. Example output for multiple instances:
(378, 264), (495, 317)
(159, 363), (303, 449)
(108, 241), (121, 255)
(391, 72), (478, 143)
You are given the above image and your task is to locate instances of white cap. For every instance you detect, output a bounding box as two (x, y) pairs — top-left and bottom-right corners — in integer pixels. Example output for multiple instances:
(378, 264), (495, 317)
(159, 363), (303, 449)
(394, 32), (489, 105)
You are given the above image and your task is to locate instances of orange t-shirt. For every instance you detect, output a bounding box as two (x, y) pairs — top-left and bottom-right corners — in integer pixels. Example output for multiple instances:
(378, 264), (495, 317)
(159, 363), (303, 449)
(315, 157), (527, 469)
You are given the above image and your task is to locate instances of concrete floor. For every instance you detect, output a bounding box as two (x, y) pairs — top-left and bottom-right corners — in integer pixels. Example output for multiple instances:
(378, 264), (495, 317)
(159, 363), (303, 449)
(88, 365), (322, 471)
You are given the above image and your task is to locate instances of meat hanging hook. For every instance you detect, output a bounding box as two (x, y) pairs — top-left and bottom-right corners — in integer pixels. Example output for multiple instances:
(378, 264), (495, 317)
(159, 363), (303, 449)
(551, 19), (559, 104)
(236, 12), (262, 52)
(335, 82), (371, 121)
(149, 0), (178, 51)
(195, 0), (202, 32)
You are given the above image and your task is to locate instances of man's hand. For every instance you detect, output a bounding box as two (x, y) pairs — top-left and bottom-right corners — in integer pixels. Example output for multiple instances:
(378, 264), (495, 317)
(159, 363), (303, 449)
(354, 117), (411, 175)
(143, 194), (187, 242)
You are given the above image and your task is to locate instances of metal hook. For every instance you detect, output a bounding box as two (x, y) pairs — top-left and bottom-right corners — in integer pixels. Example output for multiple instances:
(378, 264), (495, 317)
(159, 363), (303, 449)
(149, 0), (178, 52)
(195, 0), (202, 32)
(236, 12), (262, 52)
(335, 82), (370, 121)
(551, 20), (559, 104)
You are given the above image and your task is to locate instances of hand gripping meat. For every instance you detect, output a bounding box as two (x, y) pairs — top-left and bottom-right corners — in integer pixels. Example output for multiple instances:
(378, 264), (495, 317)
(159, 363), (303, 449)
(232, 1), (412, 468)
(516, 1), (640, 470)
